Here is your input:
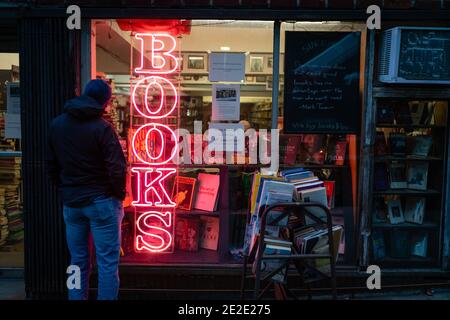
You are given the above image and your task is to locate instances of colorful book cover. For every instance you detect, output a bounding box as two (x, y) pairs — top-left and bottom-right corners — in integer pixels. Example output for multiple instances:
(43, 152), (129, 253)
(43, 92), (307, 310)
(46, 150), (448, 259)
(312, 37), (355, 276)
(323, 181), (335, 209)
(253, 238), (292, 283)
(194, 173), (220, 212)
(280, 135), (301, 165)
(410, 232), (428, 257)
(298, 134), (325, 165)
(374, 163), (389, 191)
(257, 181), (295, 218)
(334, 140), (347, 166)
(395, 102), (412, 125)
(172, 176), (197, 211)
(298, 187), (328, 223)
(374, 131), (388, 156)
(175, 217), (200, 251)
(390, 231), (410, 258)
(279, 168), (305, 177)
(199, 216), (220, 250)
(377, 104), (395, 124)
(411, 135), (433, 157)
(252, 175), (284, 215)
(389, 133), (407, 155)
(372, 231), (386, 260)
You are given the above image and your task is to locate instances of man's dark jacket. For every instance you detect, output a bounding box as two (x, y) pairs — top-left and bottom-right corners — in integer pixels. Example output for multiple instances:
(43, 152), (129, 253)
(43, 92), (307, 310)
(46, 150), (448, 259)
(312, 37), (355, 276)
(47, 94), (126, 207)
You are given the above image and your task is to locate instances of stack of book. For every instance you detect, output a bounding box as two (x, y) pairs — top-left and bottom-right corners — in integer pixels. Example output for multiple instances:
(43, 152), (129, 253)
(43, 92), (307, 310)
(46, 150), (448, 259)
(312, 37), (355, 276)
(0, 112), (5, 139)
(174, 215), (220, 252)
(0, 156), (23, 247)
(252, 236), (292, 283)
(0, 190), (8, 246)
(4, 186), (23, 243)
(284, 168), (333, 223)
(243, 168), (336, 256)
(0, 156), (21, 185)
(294, 225), (343, 273)
(278, 134), (348, 166)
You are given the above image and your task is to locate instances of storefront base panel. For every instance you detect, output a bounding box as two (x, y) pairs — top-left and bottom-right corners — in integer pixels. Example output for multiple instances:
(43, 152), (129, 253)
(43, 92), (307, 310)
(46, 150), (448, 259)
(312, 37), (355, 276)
(81, 265), (450, 300)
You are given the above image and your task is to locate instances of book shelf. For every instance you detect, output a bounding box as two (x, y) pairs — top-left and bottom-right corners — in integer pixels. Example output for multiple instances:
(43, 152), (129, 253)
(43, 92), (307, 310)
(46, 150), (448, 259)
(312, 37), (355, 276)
(120, 164), (236, 265)
(369, 96), (448, 268)
(278, 134), (357, 266)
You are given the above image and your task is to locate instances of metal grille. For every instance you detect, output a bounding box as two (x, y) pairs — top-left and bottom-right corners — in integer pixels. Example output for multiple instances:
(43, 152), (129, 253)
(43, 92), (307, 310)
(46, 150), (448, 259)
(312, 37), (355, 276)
(378, 29), (393, 77)
(20, 18), (80, 299)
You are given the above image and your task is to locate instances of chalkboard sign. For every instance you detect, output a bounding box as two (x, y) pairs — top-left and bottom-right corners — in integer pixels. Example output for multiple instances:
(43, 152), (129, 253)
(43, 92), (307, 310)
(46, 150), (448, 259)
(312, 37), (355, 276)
(398, 29), (450, 81)
(283, 32), (361, 134)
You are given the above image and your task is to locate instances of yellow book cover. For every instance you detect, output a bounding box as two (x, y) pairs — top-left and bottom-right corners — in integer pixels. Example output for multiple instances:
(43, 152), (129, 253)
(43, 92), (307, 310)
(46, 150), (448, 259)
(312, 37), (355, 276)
(250, 173), (283, 215)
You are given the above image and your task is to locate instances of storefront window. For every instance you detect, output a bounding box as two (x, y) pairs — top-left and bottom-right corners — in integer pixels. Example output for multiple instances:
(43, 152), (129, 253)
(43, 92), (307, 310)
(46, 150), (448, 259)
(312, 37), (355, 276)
(278, 22), (367, 264)
(371, 101), (448, 267)
(0, 52), (23, 268)
(90, 19), (366, 266)
(94, 20), (274, 264)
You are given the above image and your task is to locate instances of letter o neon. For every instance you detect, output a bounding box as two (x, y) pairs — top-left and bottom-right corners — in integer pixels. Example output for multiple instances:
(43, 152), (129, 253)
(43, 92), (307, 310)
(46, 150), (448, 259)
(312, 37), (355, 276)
(132, 123), (177, 165)
(132, 76), (178, 119)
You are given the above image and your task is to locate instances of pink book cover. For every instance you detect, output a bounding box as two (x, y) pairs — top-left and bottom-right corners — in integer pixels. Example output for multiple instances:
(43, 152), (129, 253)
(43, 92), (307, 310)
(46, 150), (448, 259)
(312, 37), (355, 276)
(323, 181), (335, 209)
(284, 136), (301, 165)
(194, 173), (220, 212)
(334, 141), (347, 166)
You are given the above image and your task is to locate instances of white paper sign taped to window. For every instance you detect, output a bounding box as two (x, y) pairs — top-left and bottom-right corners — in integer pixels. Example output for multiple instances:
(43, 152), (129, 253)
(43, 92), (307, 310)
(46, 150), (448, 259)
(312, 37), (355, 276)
(211, 84), (240, 121)
(208, 53), (245, 82)
(6, 82), (20, 114)
(5, 113), (21, 139)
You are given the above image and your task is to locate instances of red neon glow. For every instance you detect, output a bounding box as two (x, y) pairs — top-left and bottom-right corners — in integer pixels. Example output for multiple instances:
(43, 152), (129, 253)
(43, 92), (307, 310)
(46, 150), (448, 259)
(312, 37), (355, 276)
(134, 33), (178, 74)
(131, 167), (176, 207)
(131, 123), (178, 165)
(135, 211), (173, 253)
(132, 76), (178, 119)
(132, 32), (179, 254)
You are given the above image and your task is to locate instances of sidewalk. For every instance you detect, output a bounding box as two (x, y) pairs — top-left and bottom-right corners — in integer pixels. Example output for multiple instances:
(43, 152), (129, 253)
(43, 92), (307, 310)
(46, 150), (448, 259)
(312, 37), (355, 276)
(0, 278), (25, 300)
(1, 276), (449, 300)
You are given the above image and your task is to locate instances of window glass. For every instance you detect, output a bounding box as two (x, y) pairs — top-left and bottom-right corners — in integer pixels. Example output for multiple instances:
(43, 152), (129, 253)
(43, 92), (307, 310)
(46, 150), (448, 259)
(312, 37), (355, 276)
(0, 52), (23, 268)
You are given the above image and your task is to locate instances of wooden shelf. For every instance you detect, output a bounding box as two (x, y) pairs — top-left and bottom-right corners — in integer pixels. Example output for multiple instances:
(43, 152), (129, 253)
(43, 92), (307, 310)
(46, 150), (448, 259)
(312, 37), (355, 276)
(373, 86), (450, 99)
(372, 222), (439, 229)
(375, 155), (442, 162)
(280, 164), (347, 169)
(176, 209), (220, 217)
(373, 189), (441, 196)
(0, 151), (22, 157)
(374, 256), (435, 264)
(376, 123), (445, 129)
(120, 249), (230, 266)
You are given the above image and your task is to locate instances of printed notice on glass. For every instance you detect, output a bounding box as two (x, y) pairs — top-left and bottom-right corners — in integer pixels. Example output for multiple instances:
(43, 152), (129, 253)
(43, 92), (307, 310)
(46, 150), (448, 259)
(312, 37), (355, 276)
(5, 113), (21, 139)
(211, 84), (240, 121)
(6, 82), (20, 114)
(208, 53), (245, 82)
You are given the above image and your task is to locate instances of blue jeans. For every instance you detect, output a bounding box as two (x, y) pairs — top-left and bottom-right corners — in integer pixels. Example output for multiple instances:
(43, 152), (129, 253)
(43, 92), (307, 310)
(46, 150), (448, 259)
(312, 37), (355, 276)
(63, 196), (124, 300)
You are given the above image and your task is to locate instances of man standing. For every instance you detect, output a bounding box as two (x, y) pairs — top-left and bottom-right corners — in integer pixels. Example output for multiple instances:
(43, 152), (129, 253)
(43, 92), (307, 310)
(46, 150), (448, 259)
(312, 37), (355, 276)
(47, 79), (126, 300)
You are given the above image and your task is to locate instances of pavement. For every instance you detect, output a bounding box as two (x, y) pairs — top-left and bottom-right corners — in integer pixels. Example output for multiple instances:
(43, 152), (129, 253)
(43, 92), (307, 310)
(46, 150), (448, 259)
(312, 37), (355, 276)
(0, 278), (25, 300)
(1, 276), (449, 300)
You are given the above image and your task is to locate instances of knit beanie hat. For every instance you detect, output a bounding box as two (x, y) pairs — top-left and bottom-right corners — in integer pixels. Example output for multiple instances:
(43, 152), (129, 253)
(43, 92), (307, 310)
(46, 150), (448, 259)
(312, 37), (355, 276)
(83, 79), (112, 108)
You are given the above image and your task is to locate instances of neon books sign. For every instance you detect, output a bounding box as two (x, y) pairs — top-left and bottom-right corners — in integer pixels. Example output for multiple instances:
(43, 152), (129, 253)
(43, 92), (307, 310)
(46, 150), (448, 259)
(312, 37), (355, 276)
(131, 33), (178, 253)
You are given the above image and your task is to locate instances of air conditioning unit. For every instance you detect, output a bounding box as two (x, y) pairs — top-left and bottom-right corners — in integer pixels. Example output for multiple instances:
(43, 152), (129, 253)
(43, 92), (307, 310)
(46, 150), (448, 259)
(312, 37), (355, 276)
(378, 27), (450, 84)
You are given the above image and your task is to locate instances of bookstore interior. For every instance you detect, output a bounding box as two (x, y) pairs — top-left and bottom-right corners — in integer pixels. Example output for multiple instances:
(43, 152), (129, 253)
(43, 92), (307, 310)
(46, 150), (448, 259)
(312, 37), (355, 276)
(1, 19), (450, 276)
(0, 53), (22, 268)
